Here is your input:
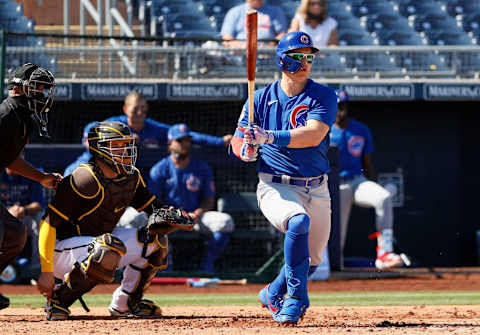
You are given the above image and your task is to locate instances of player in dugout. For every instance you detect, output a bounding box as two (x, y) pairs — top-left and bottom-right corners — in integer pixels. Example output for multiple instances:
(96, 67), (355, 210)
(231, 32), (337, 325)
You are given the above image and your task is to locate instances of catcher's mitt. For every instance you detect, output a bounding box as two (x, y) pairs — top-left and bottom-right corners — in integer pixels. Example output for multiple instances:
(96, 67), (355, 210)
(147, 206), (194, 235)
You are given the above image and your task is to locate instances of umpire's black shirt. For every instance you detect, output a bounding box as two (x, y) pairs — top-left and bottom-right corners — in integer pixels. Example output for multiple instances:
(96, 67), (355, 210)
(0, 96), (35, 169)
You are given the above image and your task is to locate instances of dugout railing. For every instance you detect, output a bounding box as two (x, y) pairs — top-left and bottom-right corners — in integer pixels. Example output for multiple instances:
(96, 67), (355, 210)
(2, 32), (480, 81)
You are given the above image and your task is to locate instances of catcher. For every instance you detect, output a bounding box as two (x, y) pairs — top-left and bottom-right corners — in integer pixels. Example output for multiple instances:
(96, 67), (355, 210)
(36, 121), (194, 321)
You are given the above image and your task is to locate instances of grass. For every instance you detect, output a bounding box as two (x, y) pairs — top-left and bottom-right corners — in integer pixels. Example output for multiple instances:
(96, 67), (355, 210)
(9, 291), (480, 308)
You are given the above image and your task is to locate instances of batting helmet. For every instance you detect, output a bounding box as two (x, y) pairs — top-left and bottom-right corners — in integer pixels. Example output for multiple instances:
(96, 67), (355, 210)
(335, 89), (349, 103)
(87, 121), (137, 175)
(8, 63), (55, 138)
(276, 32), (319, 74)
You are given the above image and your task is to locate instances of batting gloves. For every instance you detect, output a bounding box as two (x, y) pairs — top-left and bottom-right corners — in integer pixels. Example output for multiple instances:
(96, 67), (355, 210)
(240, 140), (259, 162)
(244, 125), (274, 145)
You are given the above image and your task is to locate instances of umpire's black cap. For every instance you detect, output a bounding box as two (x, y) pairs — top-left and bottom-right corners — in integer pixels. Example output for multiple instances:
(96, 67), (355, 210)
(7, 63), (39, 89)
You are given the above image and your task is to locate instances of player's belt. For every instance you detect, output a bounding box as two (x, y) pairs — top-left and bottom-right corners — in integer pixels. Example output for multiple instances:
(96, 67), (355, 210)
(266, 174), (325, 188)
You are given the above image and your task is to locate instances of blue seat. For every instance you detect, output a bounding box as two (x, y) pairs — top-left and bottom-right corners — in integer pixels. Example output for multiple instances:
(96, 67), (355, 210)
(352, 0), (398, 17)
(153, 1), (203, 17)
(0, 1), (23, 20)
(399, 1), (447, 17)
(338, 29), (377, 46)
(453, 0), (480, 13)
(312, 53), (348, 74)
(328, 2), (353, 19)
(460, 13), (480, 37)
(430, 31), (475, 45)
(163, 13), (219, 39)
(401, 52), (450, 72)
(412, 13), (463, 37)
(365, 13), (412, 33)
(336, 16), (364, 31)
(379, 31), (427, 46)
(455, 52), (480, 74)
(352, 53), (400, 72)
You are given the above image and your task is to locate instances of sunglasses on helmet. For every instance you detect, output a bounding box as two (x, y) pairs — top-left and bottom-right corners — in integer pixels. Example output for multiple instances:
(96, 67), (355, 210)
(286, 53), (315, 63)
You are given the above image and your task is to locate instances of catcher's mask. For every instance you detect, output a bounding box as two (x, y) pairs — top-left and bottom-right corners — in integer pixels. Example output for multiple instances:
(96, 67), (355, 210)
(88, 121), (137, 175)
(8, 63), (56, 138)
(276, 32), (319, 74)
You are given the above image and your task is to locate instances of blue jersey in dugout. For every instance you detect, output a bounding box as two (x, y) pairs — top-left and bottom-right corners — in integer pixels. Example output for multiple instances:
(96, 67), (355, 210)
(236, 79), (337, 177)
(329, 118), (374, 179)
(148, 157), (215, 213)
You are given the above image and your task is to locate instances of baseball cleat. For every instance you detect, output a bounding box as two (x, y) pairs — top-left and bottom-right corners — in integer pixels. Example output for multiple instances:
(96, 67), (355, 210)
(109, 299), (162, 317)
(0, 294), (10, 310)
(375, 252), (405, 269)
(45, 299), (71, 321)
(258, 284), (283, 316)
(273, 296), (307, 325)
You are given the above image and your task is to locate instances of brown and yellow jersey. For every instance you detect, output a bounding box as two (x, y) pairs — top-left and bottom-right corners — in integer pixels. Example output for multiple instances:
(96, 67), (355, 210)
(45, 162), (160, 240)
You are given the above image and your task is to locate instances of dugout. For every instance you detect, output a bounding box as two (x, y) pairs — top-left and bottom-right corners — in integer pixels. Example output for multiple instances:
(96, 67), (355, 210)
(23, 96), (480, 273)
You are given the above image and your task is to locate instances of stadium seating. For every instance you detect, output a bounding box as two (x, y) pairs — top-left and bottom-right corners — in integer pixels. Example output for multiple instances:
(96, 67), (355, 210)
(339, 29), (378, 46)
(0, 1), (23, 20)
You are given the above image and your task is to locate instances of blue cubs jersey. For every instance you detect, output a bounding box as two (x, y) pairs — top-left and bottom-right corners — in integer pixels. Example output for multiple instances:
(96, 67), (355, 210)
(235, 79), (337, 177)
(1, 170), (46, 208)
(64, 151), (91, 176)
(330, 118), (374, 179)
(148, 157), (215, 212)
(84, 116), (225, 147)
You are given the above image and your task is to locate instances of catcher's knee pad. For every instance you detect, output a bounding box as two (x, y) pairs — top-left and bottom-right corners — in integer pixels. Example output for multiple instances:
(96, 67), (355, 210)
(54, 234), (127, 307)
(83, 233), (127, 283)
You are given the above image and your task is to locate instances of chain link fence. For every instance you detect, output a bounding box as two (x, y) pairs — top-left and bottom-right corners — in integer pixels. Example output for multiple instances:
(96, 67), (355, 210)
(4, 32), (480, 81)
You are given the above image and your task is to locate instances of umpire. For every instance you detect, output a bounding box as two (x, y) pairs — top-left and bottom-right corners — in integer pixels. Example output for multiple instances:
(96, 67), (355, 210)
(0, 63), (61, 309)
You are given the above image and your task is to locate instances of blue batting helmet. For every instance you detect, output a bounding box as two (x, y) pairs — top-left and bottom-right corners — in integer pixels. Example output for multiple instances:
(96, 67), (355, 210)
(335, 89), (349, 103)
(276, 32), (319, 74)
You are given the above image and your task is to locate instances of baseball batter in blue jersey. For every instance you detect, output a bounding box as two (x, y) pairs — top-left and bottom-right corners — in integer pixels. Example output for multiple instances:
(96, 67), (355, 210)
(231, 32), (337, 325)
(149, 124), (234, 273)
(330, 90), (406, 270)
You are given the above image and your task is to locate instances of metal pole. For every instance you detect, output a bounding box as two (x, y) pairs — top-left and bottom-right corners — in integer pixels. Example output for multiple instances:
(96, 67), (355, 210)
(97, 0), (103, 75)
(63, 0), (70, 45)
(105, 0), (113, 76)
(0, 30), (5, 100)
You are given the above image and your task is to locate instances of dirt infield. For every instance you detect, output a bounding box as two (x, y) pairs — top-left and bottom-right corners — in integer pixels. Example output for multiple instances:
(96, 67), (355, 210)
(1, 272), (480, 334)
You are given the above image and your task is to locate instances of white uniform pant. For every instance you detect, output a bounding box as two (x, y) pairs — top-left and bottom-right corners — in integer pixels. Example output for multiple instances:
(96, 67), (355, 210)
(339, 175), (393, 251)
(53, 227), (167, 313)
(118, 207), (234, 234)
(256, 174), (331, 266)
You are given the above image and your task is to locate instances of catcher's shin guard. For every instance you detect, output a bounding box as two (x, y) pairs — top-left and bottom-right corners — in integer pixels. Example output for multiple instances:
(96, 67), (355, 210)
(274, 258), (310, 325)
(110, 231), (167, 316)
(52, 234), (126, 309)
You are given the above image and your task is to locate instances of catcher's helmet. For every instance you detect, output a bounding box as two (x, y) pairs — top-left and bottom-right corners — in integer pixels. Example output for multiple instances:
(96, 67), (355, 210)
(276, 32), (319, 74)
(87, 121), (137, 175)
(8, 63), (55, 138)
(335, 89), (349, 103)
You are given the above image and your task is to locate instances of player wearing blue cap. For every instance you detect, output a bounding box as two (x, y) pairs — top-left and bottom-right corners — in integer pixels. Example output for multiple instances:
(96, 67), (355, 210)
(231, 31), (337, 325)
(149, 124), (235, 273)
(330, 89), (406, 269)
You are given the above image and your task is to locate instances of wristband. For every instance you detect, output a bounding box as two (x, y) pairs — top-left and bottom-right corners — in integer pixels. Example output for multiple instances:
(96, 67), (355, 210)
(272, 130), (291, 146)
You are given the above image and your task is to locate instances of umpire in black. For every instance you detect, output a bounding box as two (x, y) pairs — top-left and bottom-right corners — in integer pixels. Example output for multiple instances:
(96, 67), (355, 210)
(0, 63), (61, 309)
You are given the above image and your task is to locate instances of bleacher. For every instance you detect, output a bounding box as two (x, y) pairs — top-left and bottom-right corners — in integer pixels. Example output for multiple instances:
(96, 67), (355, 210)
(0, 0), (57, 73)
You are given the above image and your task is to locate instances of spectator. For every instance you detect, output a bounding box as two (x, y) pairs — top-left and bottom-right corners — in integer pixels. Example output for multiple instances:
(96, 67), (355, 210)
(330, 89), (406, 269)
(1, 155), (46, 270)
(289, 0), (338, 47)
(221, 0), (287, 47)
(64, 92), (232, 176)
(148, 124), (235, 273)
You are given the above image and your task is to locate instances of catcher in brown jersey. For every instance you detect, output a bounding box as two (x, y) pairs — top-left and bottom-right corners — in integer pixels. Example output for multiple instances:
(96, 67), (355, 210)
(36, 121), (194, 321)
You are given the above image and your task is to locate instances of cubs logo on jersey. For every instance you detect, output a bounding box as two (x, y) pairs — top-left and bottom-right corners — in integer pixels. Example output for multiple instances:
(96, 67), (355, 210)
(348, 136), (365, 157)
(186, 175), (201, 192)
(290, 104), (309, 128)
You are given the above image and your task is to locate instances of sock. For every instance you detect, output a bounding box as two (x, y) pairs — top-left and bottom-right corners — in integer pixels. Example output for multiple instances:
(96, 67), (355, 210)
(269, 265), (287, 297)
(284, 214), (310, 267)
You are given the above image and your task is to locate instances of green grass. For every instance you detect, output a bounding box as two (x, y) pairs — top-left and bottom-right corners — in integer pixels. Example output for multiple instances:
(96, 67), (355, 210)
(9, 291), (480, 308)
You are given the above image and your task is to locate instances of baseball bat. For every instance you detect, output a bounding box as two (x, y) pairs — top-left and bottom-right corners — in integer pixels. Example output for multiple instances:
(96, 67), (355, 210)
(246, 9), (258, 127)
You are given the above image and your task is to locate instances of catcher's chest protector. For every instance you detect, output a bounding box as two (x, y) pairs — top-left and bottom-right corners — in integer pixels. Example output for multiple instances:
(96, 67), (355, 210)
(79, 165), (139, 235)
